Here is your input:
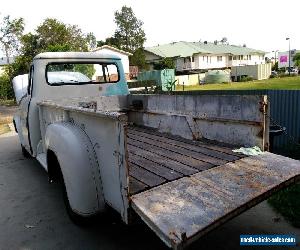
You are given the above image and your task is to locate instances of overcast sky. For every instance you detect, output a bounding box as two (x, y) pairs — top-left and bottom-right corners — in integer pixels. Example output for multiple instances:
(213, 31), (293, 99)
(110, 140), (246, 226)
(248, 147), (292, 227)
(1, 0), (299, 57)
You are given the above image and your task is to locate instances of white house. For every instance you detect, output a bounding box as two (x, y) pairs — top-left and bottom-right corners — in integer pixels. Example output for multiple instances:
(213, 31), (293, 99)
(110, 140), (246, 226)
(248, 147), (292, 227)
(92, 45), (132, 78)
(144, 41), (266, 72)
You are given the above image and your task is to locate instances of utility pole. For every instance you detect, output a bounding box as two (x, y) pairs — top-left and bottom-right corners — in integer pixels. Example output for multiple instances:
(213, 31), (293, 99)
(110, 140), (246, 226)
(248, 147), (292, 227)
(286, 38), (291, 75)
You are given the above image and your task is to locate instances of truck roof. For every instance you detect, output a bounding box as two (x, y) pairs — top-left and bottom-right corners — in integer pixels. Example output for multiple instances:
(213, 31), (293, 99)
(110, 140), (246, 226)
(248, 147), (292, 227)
(33, 52), (121, 60)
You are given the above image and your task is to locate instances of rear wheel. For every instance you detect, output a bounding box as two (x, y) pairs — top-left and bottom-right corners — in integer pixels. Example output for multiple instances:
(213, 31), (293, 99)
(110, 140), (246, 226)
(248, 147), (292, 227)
(60, 174), (92, 226)
(48, 151), (92, 226)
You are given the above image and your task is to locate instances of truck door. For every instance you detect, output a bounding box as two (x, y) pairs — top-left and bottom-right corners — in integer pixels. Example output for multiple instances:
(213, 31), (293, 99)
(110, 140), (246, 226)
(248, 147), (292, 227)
(19, 65), (34, 153)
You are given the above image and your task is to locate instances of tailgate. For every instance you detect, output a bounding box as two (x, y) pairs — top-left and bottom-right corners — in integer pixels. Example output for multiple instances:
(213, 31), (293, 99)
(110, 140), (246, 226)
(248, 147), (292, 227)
(131, 152), (300, 250)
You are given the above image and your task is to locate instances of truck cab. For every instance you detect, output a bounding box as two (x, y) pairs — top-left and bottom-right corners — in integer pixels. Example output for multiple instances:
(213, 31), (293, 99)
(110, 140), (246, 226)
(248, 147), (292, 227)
(14, 52), (128, 157)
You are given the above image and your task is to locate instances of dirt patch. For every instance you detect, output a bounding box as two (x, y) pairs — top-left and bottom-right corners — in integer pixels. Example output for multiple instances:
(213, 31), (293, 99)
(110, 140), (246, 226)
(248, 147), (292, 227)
(0, 105), (18, 124)
(0, 124), (10, 135)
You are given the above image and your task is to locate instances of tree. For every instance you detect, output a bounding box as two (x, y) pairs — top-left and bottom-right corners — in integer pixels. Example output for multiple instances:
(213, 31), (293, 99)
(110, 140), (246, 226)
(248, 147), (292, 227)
(272, 61), (278, 71)
(220, 37), (228, 45)
(0, 15), (24, 64)
(114, 6), (146, 53)
(153, 57), (175, 70)
(97, 37), (120, 48)
(10, 18), (95, 78)
(86, 32), (97, 51)
(293, 52), (300, 67)
(130, 48), (148, 70)
(35, 18), (89, 52)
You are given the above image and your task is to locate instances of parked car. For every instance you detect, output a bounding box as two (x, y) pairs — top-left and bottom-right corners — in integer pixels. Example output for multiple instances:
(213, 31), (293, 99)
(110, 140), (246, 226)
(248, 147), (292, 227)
(285, 67), (298, 75)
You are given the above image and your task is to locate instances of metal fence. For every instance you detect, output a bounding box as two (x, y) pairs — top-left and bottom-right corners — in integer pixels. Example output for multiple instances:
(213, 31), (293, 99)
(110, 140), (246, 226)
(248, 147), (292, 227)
(171, 90), (300, 151)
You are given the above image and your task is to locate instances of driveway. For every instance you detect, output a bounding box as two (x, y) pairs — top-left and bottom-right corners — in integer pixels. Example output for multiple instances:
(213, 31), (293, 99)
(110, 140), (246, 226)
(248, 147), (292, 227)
(0, 131), (299, 250)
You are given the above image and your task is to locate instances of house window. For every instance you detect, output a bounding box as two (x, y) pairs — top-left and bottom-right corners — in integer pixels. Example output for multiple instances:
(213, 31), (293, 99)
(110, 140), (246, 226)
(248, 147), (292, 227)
(233, 56), (237, 60)
(249, 55), (251, 60)
(203, 56), (205, 61)
(229, 56), (232, 61)
(217, 56), (222, 62)
(207, 56), (209, 63)
(240, 55), (244, 60)
(191, 56), (194, 62)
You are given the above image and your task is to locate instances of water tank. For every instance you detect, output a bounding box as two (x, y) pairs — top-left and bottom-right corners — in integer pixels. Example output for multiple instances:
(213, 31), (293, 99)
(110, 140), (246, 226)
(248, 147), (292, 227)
(204, 70), (231, 84)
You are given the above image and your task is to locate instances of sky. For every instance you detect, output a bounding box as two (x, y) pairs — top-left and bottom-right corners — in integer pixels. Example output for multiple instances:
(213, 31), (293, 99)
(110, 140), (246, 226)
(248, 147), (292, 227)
(1, 0), (299, 57)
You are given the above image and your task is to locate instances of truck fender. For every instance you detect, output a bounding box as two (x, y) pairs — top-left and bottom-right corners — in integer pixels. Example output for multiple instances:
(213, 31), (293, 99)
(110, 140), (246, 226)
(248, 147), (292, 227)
(45, 122), (105, 216)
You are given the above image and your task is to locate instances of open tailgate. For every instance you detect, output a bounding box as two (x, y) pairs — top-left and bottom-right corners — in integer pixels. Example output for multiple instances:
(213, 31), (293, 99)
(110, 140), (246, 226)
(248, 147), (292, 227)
(131, 152), (300, 250)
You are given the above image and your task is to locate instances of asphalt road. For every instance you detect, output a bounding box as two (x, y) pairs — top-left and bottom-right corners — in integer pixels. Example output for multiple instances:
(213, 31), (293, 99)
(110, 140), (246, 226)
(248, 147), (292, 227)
(0, 131), (299, 250)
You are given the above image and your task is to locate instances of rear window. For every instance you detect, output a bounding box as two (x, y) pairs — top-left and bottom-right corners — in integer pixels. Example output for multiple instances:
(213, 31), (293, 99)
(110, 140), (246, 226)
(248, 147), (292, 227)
(46, 62), (119, 85)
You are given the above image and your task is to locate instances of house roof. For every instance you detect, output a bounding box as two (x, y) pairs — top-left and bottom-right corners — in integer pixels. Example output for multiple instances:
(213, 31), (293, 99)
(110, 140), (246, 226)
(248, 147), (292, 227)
(92, 45), (133, 56)
(145, 41), (265, 58)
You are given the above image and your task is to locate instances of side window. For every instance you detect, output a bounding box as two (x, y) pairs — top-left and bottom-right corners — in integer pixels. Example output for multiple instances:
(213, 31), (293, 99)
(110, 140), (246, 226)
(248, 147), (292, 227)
(27, 65), (34, 95)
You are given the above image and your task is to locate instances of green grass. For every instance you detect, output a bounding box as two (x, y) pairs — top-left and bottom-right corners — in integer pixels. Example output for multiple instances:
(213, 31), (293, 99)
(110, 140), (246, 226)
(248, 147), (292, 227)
(176, 76), (300, 91)
(0, 99), (15, 106)
(268, 183), (300, 228)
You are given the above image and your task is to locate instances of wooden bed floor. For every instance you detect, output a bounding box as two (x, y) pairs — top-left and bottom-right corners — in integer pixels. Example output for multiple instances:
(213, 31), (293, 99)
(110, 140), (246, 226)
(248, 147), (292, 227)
(127, 126), (244, 195)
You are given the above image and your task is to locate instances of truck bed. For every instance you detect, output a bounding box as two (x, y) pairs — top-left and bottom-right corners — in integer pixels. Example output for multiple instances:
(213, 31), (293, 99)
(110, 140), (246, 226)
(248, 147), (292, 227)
(127, 126), (244, 195)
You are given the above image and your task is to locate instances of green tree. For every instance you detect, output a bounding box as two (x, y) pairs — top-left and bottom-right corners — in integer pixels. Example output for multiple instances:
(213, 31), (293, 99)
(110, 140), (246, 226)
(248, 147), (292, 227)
(0, 15), (24, 64)
(293, 52), (300, 67)
(35, 18), (89, 52)
(10, 18), (95, 78)
(0, 15), (24, 100)
(153, 57), (175, 70)
(130, 48), (148, 70)
(272, 61), (278, 71)
(97, 37), (120, 48)
(114, 6), (146, 53)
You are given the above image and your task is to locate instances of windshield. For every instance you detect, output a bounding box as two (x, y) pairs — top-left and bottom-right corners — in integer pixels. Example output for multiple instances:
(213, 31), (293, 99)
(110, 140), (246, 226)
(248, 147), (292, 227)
(46, 62), (119, 85)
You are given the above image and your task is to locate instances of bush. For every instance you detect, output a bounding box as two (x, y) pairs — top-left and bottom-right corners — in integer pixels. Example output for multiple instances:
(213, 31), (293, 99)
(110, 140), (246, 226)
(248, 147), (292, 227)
(239, 76), (254, 82)
(269, 74), (278, 78)
(278, 73), (297, 78)
(0, 73), (14, 100)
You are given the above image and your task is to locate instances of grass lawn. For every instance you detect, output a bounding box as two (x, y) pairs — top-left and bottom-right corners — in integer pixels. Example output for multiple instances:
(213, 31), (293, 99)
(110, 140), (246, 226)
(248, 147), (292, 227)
(268, 183), (300, 228)
(0, 99), (15, 106)
(176, 76), (300, 91)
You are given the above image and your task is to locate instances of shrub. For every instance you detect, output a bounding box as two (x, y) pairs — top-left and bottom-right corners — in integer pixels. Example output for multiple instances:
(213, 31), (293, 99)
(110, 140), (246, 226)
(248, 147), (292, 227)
(240, 76), (254, 82)
(0, 73), (14, 100)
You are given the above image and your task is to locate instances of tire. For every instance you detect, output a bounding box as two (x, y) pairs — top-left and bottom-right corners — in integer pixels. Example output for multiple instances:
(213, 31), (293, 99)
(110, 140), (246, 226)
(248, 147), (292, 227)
(21, 145), (31, 158)
(57, 168), (92, 226)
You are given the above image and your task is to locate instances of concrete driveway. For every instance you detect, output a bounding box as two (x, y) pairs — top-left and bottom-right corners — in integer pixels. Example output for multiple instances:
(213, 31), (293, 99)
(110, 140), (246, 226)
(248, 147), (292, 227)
(0, 131), (299, 250)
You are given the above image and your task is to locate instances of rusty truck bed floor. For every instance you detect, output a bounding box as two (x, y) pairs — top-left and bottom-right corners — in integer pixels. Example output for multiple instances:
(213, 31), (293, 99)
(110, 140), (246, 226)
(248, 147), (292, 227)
(127, 126), (244, 195)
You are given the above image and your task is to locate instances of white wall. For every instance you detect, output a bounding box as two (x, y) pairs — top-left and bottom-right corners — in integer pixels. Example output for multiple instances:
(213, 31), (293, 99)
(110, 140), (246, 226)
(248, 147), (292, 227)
(175, 53), (265, 71)
(94, 48), (130, 74)
(197, 54), (227, 69)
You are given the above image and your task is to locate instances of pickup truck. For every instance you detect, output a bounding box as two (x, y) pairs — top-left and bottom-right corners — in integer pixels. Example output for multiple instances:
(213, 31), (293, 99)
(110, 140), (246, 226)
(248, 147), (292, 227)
(12, 52), (300, 249)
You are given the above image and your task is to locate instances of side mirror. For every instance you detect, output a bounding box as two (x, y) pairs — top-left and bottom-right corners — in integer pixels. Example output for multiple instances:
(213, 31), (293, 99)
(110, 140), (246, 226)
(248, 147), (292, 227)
(12, 74), (29, 104)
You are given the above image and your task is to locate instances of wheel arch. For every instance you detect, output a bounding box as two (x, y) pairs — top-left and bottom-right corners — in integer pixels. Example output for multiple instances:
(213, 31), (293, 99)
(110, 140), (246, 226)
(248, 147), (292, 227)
(45, 122), (105, 216)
